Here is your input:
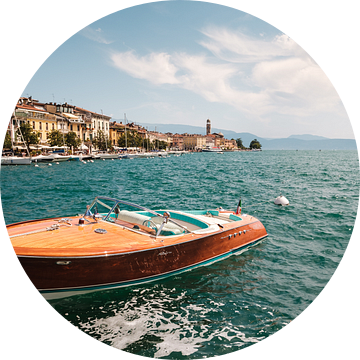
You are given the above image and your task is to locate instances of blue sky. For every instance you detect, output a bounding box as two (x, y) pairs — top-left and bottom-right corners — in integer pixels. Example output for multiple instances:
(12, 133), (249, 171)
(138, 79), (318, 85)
(22, 1), (353, 138)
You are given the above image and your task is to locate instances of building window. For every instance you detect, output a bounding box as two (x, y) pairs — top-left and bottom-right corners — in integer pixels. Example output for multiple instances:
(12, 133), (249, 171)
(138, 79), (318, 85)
(77, 125), (80, 132)
(70, 124), (73, 131)
(39, 122), (42, 130)
(52, 123), (55, 130)
(32, 121), (35, 129)
(46, 123), (48, 131)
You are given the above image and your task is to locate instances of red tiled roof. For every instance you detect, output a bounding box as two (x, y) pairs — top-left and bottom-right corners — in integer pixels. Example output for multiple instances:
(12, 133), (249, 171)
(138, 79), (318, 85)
(16, 104), (46, 112)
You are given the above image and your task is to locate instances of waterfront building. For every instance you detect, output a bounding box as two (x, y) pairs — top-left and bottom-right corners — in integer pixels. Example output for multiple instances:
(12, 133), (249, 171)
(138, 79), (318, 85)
(41, 102), (69, 142)
(109, 121), (147, 148)
(7, 97), (235, 153)
(206, 134), (216, 148)
(8, 97), (113, 151)
(51, 102), (85, 142)
(137, 128), (147, 142)
(197, 135), (207, 150)
(109, 121), (126, 146)
(147, 131), (169, 149)
(224, 139), (237, 149)
(13, 97), (57, 146)
(165, 133), (173, 149)
(171, 134), (184, 151)
(214, 132), (225, 148)
(90, 110), (111, 140)
(73, 106), (94, 143)
(183, 134), (207, 151)
(43, 103), (111, 149)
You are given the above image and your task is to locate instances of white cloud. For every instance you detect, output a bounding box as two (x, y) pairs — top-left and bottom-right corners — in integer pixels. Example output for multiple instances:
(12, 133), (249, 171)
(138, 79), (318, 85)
(111, 51), (180, 85)
(109, 26), (342, 119)
(80, 26), (113, 44)
(199, 27), (305, 63)
(174, 54), (272, 115)
(251, 57), (341, 116)
(175, 54), (239, 102)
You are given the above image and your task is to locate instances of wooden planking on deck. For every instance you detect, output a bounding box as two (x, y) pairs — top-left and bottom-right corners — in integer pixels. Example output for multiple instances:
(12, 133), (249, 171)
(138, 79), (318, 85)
(8, 214), (258, 257)
(8, 217), (161, 256)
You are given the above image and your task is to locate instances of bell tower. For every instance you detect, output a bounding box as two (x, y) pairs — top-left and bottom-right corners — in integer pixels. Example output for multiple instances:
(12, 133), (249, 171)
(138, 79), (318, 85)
(206, 119), (211, 135)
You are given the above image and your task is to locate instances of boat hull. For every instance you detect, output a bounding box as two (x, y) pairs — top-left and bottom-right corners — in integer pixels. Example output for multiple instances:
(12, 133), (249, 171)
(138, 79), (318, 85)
(16, 220), (267, 299)
(97, 154), (119, 159)
(51, 155), (71, 162)
(1, 157), (32, 165)
(32, 155), (54, 163)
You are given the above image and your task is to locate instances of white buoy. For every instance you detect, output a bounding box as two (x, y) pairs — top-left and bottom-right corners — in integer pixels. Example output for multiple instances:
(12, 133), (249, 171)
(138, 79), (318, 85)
(56, 162), (59, 165)
(48, 163), (52, 166)
(274, 195), (289, 206)
(34, 164), (39, 167)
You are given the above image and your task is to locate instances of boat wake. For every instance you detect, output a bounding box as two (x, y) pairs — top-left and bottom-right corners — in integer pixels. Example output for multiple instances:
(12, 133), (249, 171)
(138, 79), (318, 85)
(75, 285), (268, 357)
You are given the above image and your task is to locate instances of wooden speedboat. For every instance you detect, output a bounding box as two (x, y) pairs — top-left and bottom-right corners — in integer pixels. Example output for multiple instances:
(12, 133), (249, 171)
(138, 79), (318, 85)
(8, 196), (268, 300)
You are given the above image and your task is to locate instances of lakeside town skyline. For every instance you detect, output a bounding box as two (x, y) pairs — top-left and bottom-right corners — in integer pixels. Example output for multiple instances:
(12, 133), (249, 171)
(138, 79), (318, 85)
(6, 95), (356, 154)
(6, 95), (244, 153)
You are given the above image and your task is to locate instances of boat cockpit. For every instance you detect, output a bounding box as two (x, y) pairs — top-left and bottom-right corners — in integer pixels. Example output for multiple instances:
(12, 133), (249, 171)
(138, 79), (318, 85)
(82, 196), (242, 237)
(83, 197), (193, 237)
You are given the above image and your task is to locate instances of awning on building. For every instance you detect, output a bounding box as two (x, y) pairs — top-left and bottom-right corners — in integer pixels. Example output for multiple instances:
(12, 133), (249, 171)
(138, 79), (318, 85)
(62, 113), (79, 120)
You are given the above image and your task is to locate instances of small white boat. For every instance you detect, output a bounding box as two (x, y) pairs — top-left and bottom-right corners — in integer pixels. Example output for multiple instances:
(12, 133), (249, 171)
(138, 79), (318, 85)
(119, 152), (154, 159)
(97, 153), (119, 159)
(1, 156), (32, 165)
(31, 154), (55, 163)
(202, 147), (222, 153)
(49, 154), (71, 162)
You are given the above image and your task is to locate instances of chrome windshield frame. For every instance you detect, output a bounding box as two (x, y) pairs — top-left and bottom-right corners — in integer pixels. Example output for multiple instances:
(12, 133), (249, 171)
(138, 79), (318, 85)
(91, 196), (163, 221)
(90, 196), (191, 235)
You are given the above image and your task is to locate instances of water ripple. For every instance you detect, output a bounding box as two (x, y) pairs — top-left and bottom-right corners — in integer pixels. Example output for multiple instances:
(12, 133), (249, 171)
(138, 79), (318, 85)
(1, 150), (358, 358)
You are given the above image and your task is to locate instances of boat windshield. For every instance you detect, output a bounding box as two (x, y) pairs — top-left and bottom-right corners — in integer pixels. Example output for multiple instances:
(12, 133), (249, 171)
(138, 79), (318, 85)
(86, 196), (189, 237)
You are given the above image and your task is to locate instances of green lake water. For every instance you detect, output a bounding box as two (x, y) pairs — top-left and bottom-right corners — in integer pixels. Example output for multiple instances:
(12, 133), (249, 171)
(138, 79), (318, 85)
(1, 150), (358, 358)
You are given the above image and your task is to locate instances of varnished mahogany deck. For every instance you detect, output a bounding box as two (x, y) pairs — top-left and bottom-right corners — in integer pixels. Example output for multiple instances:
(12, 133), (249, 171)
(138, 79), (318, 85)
(8, 214), (260, 257)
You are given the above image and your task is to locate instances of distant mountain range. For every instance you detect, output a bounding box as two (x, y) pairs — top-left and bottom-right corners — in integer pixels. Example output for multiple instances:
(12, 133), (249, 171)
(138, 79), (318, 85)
(114, 121), (357, 150)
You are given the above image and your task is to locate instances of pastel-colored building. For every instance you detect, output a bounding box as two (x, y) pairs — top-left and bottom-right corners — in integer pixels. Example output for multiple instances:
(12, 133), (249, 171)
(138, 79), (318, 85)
(14, 97), (57, 145)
